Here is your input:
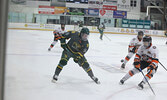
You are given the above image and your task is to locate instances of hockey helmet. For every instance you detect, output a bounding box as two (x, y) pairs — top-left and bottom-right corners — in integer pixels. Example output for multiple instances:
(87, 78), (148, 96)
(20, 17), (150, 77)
(60, 23), (65, 30)
(60, 22), (65, 26)
(137, 31), (144, 40)
(143, 35), (152, 47)
(138, 31), (144, 36)
(80, 27), (90, 41)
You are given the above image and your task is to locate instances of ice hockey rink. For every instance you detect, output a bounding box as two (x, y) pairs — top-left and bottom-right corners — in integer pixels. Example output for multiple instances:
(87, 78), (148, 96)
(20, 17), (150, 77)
(5, 29), (167, 100)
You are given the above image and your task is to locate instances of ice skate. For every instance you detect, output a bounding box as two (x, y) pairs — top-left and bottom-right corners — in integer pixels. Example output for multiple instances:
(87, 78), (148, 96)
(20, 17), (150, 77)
(91, 76), (100, 84)
(121, 59), (124, 63)
(121, 63), (125, 69)
(138, 81), (145, 90)
(52, 75), (58, 83)
(119, 79), (124, 85)
(48, 48), (51, 51)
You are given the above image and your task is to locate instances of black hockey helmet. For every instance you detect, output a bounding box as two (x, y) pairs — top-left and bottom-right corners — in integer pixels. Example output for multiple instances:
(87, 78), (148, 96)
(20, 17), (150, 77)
(60, 22), (65, 26)
(80, 27), (90, 41)
(60, 22), (65, 30)
(143, 35), (152, 47)
(138, 31), (144, 36)
(137, 31), (144, 40)
(143, 35), (152, 42)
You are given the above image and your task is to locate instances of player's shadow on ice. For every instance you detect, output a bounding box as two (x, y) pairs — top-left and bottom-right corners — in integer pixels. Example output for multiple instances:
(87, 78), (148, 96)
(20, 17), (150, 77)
(54, 75), (97, 85)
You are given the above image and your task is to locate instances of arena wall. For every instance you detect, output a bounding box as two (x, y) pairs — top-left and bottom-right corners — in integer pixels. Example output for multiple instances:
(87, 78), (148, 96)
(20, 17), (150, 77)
(8, 23), (165, 37)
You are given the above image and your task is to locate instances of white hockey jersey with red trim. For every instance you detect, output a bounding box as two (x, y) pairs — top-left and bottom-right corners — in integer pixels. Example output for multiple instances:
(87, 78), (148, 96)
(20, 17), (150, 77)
(136, 44), (159, 67)
(53, 27), (67, 35)
(128, 37), (143, 51)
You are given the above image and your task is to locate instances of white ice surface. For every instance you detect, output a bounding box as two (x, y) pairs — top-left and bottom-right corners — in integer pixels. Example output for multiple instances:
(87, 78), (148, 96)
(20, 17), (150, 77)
(5, 29), (167, 100)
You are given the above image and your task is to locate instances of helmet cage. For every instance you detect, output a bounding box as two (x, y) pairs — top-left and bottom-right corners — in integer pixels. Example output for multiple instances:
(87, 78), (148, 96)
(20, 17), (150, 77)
(143, 36), (152, 47)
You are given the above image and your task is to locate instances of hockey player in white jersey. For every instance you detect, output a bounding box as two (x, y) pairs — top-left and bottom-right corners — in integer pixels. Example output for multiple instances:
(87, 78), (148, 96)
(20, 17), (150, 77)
(48, 23), (66, 51)
(119, 35), (159, 90)
(121, 31), (144, 69)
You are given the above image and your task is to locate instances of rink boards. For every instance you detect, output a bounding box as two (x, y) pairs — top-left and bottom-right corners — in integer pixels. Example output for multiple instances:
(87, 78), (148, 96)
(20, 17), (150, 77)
(8, 23), (166, 37)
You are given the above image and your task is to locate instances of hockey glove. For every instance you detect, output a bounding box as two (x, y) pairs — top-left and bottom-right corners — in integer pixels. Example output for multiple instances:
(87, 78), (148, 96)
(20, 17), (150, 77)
(73, 53), (83, 63)
(54, 32), (64, 41)
(55, 36), (62, 41)
(148, 63), (156, 70)
(133, 59), (140, 69)
(133, 61), (140, 65)
(131, 46), (137, 53)
(134, 63), (140, 69)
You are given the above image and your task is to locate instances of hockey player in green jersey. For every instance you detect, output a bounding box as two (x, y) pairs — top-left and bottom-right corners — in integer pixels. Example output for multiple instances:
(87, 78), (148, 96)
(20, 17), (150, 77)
(97, 23), (105, 40)
(52, 28), (100, 84)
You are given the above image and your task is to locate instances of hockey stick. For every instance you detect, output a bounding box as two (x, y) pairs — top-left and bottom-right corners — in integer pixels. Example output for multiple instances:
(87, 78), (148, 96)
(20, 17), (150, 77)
(159, 61), (167, 71)
(64, 47), (77, 58)
(103, 34), (111, 41)
(63, 47), (84, 67)
(139, 68), (156, 95)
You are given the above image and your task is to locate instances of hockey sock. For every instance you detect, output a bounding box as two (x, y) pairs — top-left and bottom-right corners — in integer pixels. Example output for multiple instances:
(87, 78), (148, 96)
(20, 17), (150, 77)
(54, 65), (63, 76)
(121, 68), (139, 82)
(87, 69), (94, 78)
(124, 52), (134, 64)
(49, 41), (57, 48)
(142, 69), (155, 83)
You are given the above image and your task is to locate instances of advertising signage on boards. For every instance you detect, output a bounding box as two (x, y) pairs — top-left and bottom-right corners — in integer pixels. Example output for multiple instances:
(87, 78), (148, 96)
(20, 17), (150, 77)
(85, 9), (99, 16)
(66, 0), (88, 3)
(122, 19), (151, 29)
(113, 10), (127, 19)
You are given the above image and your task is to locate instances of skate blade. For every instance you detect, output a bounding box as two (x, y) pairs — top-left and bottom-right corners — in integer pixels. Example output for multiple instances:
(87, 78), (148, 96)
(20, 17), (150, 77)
(137, 86), (143, 90)
(120, 67), (125, 70)
(95, 81), (100, 84)
(51, 79), (57, 83)
(119, 82), (124, 85)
